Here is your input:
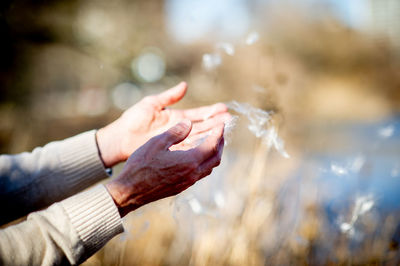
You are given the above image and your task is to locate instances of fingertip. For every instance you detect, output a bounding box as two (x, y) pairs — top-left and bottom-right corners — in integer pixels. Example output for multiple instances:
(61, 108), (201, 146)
(220, 112), (232, 124)
(214, 103), (228, 113)
(175, 81), (187, 94)
(180, 118), (192, 130)
(161, 120), (192, 149)
(179, 81), (187, 88)
(159, 82), (188, 107)
(212, 123), (225, 137)
(173, 119), (192, 137)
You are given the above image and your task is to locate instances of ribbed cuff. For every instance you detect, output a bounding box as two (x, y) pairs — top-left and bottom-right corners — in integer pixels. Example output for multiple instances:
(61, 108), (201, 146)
(58, 130), (111, 192)
(61, 185), (124, 259)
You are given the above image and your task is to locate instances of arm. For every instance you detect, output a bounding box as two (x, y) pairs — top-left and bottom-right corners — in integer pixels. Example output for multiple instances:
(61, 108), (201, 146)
(0, 185), (123, 266)
(0, 130), (109, 225)
(0, 120), (225, 266)
(0, 82), (229, 224)
(96, 82), (230, 167)
(105, 120), (225, 217)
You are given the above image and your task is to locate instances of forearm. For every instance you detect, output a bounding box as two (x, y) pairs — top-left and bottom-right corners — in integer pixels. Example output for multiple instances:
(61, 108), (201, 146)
(0, 185), (123, 266)
(0, 130), (110, 224)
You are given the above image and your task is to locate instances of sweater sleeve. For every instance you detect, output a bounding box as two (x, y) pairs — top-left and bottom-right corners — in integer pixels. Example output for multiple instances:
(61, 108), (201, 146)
(0, 184), (124, 266)
(0, 130), (110, 225)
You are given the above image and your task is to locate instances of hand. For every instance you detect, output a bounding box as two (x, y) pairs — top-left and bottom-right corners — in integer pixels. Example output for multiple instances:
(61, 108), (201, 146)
(97, 82), (230, 167)
(105, 120), (225, 217)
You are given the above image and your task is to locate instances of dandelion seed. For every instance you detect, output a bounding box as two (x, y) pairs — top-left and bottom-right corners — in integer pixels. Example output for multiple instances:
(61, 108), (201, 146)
(391, 165), (399, 177)
(330, 163), (348, 176)
(202, 53), (222, 71)
(214, 191), (225, 208)
(350, 155), (365, 174)
(340, 223), (352, 233)
(245, 31), (259, 45)
(227, 101), (289, 158)
(263, 127), (290, 158)
(378, 124), (395, 139)
(355, 196), (374, 216)
(188, 198), (203, 214)
(339, 195), (375, 237)
(216, 42), (235, 56)
(224, 115), (238, 145)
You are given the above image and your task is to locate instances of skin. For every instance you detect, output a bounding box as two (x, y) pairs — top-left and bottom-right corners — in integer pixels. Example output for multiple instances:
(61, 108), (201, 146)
(97, 82), (230, 167)
(96, 82), (230, 216)
(106, 120), (225, 217)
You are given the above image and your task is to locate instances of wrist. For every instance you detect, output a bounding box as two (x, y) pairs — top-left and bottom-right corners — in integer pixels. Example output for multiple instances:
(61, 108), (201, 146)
(96, 123), (123, 168)
(105, 179), (141, 217)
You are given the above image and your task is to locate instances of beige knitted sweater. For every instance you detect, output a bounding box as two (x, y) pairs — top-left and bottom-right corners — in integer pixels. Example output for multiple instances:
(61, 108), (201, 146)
(0, 130), (124, 265)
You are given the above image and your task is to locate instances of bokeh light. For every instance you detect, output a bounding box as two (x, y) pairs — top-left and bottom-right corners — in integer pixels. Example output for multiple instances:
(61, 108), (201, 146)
(112, 83), (142, 110)
(0, 0), (400, 265)
(132, 49), (166, 83)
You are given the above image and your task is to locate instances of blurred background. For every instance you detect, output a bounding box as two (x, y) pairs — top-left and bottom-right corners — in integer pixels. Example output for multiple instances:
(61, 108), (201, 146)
(1, 0), (400, 265)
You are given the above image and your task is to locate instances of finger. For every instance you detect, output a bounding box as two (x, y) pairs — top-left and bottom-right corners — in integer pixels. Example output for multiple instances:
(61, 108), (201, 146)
(156, 82), (187, 107)
(182, 103), (228, 122)
(184, 131), (210, 146)
(186, 123), (224, 163)
(191, 112), (232, 135)
(157, 119), (192, 150)
(196, 136), (224, 180)
(169, 130), (210, 151)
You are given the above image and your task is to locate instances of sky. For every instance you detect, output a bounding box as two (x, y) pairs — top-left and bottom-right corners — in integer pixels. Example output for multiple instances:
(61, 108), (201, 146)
(165, 0), (372, 43)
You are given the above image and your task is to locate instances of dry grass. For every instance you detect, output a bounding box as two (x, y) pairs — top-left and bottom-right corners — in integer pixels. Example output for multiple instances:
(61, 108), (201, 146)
(1, 1), (400, 265)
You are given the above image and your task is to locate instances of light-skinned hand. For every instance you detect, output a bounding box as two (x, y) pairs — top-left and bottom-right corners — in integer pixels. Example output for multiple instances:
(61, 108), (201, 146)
(97, 82), (230, 167)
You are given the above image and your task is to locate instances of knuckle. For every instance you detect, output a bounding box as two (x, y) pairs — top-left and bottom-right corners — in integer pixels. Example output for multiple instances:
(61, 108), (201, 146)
(203, 169), (212, 177)
(150, 134), (163, 145)
(178, 161), (197, 176)
(188, 175), (198, 185)
(149, 134), (167, 150)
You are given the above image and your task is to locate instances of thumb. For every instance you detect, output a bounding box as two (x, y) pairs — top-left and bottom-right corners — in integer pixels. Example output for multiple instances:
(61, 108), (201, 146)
(156, 82), (187, 107)
(159, 119), (192, 150)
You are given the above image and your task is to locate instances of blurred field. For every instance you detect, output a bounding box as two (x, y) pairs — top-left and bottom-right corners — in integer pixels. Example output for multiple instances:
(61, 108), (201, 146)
(1, 0), (400, 265)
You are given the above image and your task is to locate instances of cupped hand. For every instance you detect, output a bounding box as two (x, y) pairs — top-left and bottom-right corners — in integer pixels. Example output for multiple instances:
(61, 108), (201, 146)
(97, 82), (230, 167)
(105, 120), (225, 217)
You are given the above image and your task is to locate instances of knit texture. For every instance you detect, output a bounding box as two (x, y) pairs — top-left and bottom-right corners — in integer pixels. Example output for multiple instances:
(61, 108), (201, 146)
(0, 130), (110, 224)
(61, 185), (123, 262)
(0, 131), (124, 265)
